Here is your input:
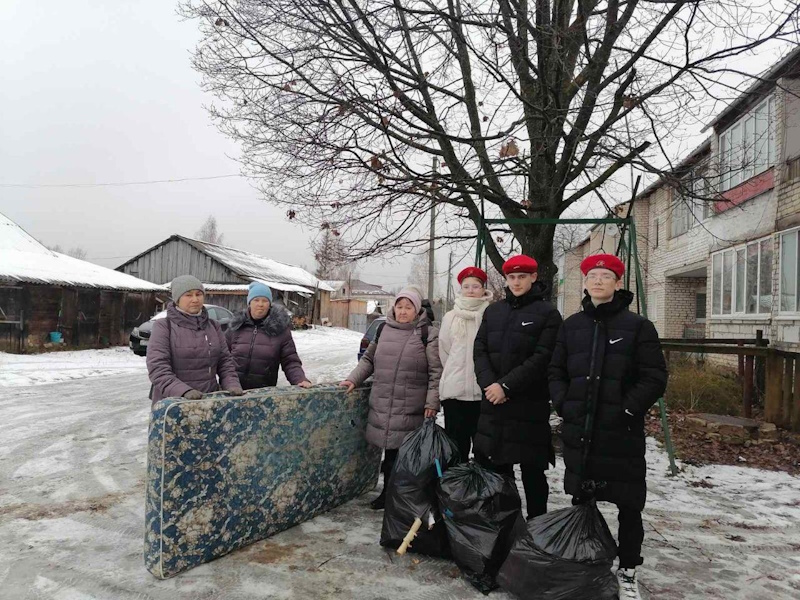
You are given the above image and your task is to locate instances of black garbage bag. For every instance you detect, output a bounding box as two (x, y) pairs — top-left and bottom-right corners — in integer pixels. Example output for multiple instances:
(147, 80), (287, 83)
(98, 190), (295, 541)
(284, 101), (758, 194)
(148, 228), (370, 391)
(497, 499), (619, 600)
(380, 419), (460, 557)
(436, 462), (523, 595)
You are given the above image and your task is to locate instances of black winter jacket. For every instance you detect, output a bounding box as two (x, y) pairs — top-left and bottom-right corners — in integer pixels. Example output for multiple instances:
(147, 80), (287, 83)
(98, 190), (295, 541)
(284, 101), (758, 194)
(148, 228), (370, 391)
(549, 290), (667, 511)
(473, 282), (562, 468)
(225, 305), (307, 390)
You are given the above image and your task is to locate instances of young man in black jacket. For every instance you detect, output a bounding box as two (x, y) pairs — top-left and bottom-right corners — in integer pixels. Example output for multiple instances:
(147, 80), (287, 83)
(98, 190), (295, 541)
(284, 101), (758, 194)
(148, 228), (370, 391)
(473, 254), (562, 519)
(549, 254), (667, 600)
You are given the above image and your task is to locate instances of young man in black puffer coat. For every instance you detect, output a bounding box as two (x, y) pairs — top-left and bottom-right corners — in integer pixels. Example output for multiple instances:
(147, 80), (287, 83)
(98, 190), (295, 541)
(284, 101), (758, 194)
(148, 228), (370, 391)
(473, 254), (562, 520)
(549, 254), (667, 600)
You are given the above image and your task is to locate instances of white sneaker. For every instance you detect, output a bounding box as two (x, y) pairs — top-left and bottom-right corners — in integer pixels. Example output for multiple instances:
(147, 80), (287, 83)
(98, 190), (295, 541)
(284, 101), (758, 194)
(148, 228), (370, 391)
(617, 568), (642, 600)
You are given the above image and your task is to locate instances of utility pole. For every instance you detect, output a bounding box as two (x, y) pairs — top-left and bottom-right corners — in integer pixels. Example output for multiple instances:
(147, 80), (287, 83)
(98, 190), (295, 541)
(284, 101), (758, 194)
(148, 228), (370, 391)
(446, 251), (454, 311)
(428, 157), (437, 299)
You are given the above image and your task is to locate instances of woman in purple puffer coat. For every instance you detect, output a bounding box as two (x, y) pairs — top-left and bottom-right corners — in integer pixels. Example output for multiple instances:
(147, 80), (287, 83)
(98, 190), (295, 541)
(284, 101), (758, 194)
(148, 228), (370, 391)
(146, 275), (243, 403)
(225, 281), (312, 391)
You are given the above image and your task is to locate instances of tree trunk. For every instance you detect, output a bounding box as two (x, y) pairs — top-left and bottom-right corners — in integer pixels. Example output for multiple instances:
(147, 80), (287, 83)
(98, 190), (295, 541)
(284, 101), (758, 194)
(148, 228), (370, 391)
(484, 221), (558, 300)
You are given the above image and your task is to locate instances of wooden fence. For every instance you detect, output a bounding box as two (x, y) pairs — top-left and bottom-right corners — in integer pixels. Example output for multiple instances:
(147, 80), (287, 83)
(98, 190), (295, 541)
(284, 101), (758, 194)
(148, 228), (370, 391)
(662, 333), (800, 431)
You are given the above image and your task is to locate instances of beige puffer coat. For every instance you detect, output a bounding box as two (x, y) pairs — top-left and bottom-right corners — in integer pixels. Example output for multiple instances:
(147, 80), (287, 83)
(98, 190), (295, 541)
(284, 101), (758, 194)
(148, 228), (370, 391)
(438, 292), (493, 401)
(346, 310), (442, 449)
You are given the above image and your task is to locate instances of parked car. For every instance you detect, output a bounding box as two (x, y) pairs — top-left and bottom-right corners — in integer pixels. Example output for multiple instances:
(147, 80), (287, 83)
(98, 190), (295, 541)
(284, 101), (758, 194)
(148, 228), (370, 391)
(129, 304), (235, 356)
(358, 316), (386, 361)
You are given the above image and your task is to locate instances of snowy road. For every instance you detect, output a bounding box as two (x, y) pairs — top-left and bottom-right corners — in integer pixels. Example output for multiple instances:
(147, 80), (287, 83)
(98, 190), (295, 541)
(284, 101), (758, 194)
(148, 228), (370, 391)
(1, 329), (800, 599)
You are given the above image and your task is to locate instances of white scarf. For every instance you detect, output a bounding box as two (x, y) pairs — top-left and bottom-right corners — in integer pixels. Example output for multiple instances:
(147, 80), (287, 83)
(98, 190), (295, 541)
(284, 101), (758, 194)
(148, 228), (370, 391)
(450, 291), (492, 340)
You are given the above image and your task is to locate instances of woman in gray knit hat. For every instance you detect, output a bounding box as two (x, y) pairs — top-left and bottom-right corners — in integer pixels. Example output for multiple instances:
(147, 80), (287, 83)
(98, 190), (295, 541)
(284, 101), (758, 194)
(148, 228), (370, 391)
(146, 275), (243, 402)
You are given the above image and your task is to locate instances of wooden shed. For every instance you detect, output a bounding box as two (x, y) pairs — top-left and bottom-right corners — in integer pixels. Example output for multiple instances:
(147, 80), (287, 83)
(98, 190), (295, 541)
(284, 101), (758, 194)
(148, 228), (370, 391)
(116, 235), (333, 319)
(0, 212), (165, 353)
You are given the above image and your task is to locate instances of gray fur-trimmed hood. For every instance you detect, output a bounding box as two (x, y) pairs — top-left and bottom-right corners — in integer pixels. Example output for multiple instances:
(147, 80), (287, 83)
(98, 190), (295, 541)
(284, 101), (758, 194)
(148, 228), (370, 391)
(229, 304), (293, 336)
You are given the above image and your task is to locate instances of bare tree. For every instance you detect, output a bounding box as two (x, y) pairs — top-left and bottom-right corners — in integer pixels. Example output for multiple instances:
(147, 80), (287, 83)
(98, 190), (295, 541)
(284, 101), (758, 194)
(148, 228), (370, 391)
(47, 244), (88, 260)
(485, 267), (507, 302)
(408, 253), (431, 293)
(554, 223), (590, 256)
(67, 246), (88, 260)
(313, 229), (362, 285)
(183, 0), (799, 283)
(195, 215), (225, 245)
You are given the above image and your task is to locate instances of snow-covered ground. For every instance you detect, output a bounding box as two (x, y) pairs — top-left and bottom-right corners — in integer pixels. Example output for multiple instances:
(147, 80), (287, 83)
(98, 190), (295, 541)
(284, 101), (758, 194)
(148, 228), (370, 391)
(0, 347), (147, 387)
(0, 326), (363, 388)
(1, 329), (799, 599)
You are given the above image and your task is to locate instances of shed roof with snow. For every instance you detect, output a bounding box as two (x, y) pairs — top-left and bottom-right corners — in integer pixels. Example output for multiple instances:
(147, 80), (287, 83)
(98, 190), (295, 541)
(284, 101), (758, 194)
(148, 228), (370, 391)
(323, 278), (391, 296)
(0, 212), (164, 292)
(117, 235), (334, 294)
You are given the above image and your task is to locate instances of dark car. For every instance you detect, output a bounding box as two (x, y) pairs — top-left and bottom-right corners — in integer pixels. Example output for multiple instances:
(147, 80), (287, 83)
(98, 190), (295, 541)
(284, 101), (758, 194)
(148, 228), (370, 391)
(358, 316), (386, 361)
(129, 304), (235, 356)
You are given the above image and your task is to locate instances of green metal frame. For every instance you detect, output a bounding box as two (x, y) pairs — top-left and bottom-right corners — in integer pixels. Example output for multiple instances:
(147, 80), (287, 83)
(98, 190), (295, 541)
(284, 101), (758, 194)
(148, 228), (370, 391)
(476, 216), (679, 476)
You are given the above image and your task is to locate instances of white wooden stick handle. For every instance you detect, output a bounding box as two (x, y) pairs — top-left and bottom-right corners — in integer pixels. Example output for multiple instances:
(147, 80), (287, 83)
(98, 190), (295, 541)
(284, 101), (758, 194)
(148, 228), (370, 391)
(396, 517), (423, 555)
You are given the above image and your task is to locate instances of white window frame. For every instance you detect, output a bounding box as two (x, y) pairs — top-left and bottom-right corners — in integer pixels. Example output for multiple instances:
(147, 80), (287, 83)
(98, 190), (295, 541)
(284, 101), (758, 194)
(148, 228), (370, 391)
(670, 192), (692, 238)
(671, 165), (713, 238)
(779, 226), (800, 315)
(718, 94), (776, 192)
(710, 235), (774, 318)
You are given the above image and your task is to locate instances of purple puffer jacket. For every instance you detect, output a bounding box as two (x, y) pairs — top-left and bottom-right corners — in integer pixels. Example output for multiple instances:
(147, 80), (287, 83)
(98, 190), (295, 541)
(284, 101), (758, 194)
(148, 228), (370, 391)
(225, 305), (307, 390)
(146, 304), (241, 402)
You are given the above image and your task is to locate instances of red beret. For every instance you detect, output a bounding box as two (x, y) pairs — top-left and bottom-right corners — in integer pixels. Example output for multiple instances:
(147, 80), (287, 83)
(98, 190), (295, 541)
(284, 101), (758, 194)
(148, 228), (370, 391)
(502, 254), (538, 275)
(457, 266), (487, 285)
(581, 254), (625, 279)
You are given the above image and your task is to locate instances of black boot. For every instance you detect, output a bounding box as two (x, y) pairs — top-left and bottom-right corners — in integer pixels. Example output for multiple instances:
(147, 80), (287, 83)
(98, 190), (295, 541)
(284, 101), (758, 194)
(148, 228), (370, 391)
(370, 488), (386, 510)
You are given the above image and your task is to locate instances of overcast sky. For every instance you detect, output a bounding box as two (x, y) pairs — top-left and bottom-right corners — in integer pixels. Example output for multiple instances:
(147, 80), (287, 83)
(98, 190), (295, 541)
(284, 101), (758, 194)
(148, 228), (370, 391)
(0, 0), (419, 290)
(1, 1), (795, 295)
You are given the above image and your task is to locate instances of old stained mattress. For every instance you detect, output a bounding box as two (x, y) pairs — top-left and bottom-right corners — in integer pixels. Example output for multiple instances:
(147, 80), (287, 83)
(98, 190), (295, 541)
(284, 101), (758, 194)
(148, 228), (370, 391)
(144, 384), (380, 578)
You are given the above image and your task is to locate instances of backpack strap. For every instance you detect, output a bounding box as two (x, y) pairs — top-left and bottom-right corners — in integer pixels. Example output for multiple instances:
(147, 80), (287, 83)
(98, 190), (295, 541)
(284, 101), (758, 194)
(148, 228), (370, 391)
(149, 314), (171, 401)
(374, 322), (385, 344)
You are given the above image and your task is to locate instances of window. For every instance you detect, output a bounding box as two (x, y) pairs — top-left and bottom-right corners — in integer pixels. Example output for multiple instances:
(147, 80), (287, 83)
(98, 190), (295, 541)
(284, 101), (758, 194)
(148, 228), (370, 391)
(671, 166), (713, 238)
(671, 195), (692, 238)
(780, 228), (800, 312)
(696, 292), (707, 322)
(719, 95), (776, 192)
(710, 236), (773, 316)
(653, 218), (659, 248)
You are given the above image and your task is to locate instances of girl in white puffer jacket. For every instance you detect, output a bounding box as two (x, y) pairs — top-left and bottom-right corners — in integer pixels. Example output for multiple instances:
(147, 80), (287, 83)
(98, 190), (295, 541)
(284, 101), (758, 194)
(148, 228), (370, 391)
(439, 267), (493, 461)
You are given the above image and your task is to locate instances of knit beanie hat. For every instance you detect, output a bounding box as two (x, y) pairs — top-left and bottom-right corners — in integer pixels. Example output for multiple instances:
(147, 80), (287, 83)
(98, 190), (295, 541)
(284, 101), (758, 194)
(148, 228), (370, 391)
(171, 275), (204, 302)
(248, 281), (273, 305)
(395, 287), (422, 314)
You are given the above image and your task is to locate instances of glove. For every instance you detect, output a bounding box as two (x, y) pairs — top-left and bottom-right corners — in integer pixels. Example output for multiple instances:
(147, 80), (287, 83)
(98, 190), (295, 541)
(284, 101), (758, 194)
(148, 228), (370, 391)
(227, 387), (244, 396)
(183, 389), (203, 400)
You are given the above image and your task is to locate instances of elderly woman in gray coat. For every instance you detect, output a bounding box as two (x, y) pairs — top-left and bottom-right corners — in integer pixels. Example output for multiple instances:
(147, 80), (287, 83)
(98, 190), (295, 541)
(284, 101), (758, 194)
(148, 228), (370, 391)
(340, 287), (443, 509)
(147, 275), (243, 403)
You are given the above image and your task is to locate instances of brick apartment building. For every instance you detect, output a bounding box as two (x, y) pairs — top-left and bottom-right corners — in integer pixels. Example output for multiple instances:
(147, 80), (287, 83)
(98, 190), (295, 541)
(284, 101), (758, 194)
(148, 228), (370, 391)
(555, 47), (800, 354)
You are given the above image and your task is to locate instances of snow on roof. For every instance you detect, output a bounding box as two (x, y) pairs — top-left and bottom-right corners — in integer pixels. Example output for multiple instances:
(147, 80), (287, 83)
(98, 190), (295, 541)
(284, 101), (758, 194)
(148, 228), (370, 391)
(177, 236), (334, 292)
(0, 212), (165, 292)
(203, 282), (314, 296)
(323, 278), (389, 295)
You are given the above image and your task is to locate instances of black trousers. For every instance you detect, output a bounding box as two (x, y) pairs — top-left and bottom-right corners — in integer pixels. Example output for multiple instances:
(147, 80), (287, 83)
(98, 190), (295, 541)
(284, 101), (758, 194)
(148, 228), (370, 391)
(474, 450), (549, 519)
(381, 448), (399, 484)
(617, 505), (644, 568)
(442, 399), (482, 462)
(571, 498), (644, 568)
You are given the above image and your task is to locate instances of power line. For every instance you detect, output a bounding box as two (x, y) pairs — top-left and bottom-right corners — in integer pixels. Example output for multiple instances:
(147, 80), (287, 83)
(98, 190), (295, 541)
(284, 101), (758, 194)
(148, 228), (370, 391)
(0, 174), (243, 189)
